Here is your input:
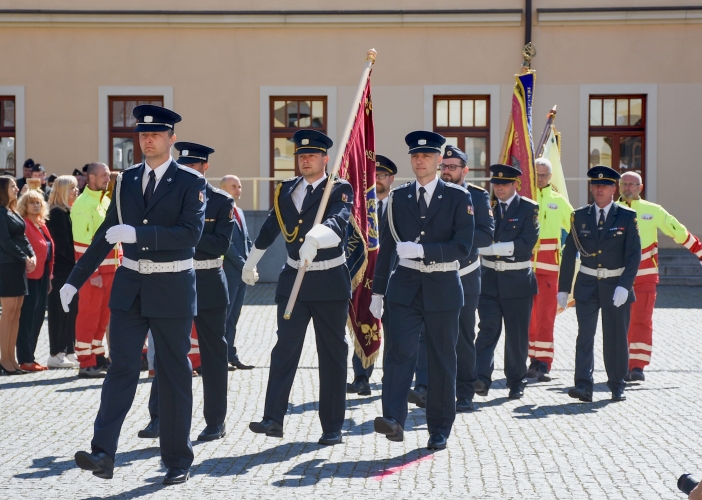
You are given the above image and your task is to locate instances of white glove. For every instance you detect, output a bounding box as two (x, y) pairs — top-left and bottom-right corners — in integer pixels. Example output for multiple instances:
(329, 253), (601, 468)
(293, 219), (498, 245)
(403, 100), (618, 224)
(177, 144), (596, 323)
(298, 240), (318, 267)
(557, 292), (569, 310)
(60, 284), (77, 313)
(242, 267), (259, 286)
(305, 223), (341, 249)
(612, 286), (629, 307)
(491, 241), (515, 257)
(106, 225), (136, 244)
(396, 242), (425, 260)
(242, 246), (266, 286)
(370, 294), (384, 320)
(478, 246), (494, 256)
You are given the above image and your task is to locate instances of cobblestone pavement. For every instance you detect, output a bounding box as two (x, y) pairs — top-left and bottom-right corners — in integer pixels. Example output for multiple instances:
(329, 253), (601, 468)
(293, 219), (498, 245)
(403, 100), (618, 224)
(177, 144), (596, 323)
(1, 285), (701, 499)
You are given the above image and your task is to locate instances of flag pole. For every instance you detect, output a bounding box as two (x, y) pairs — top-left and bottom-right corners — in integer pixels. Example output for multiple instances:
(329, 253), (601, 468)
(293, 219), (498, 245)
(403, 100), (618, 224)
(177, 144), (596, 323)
(535, 105), (558, 159)
(283, 48), (377, 320)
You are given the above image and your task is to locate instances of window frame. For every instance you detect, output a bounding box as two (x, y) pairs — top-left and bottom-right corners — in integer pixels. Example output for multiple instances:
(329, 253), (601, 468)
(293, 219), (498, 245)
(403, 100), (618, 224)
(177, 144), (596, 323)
(269, 96), (328, 202)
(588, 94), (646, 199)
(108, 95), (164, 170)
(0, 96), (16, 177)
(432, 94), (490, 187)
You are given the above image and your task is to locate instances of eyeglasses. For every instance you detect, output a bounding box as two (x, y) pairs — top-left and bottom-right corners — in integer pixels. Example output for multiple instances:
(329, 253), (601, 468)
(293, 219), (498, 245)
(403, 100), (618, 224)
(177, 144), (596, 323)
(439, 164), (463, 171)
(376, 172), (391, 180)
(620, 183), (641, 188)
(536, 174), (551, 179)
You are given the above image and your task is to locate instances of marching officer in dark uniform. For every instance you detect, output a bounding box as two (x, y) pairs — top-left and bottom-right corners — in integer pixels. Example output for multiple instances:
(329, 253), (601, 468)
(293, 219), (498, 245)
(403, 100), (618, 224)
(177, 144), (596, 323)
(558, 165), (641, 402)
(244, 129), (354, 446)
(60, 105), (206, 484)
(346, 154), (397, 397)
(138, 142), (234, 442)
(474, 164), (539, 400)
(371, 131), (474, 450)
(410, 144), (495, 412)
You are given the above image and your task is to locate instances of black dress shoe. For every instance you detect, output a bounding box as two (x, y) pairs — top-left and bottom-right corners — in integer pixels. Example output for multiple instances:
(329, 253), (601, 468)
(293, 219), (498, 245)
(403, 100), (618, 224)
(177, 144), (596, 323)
(346, 377), (371, 396)
(318, 431), (342, 445)
(509, 382), (526, 399)
(473, 379), (489, 397)
(230, 359), (255, 370)
(456, 398), (475, 413)
(408, 385), (427, 408)
(611, 389), (627, 402)
(0, 368), (23, 375)
(163, 467), (190, 485)
(629, 368), (645, 382)
(74, 450), (114, 479)
(567, 386), (593, 402)
(197, 424), (226, 441)
(427, 433), (447, 450)
(137, 418), (160, 438)
(249, 418), (283, 438)
(373, 417), (404, 442)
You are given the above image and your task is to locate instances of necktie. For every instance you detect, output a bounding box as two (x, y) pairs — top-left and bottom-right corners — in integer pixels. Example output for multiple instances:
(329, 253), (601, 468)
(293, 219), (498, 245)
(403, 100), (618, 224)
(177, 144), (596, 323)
(301, 184), (314, 212)
(233, 206), (243, 228)
(599, 208), (605, 229)
(418, 187), (428, 219)
(144, 170), (156, 206)
(378, 199), (384, 223)
(500, 202), (508, 217)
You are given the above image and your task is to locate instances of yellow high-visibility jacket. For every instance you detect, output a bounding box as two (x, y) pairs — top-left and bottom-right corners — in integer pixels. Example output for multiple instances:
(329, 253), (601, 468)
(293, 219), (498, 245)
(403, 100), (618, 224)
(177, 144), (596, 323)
(532, 184), (573, 276)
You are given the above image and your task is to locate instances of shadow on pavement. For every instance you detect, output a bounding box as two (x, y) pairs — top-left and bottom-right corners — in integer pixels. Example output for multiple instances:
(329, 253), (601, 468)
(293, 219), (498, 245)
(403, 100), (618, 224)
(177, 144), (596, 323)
(512, 400), (614, 418)
(191, 441), (315, 477)
(271, 448), (436, 487)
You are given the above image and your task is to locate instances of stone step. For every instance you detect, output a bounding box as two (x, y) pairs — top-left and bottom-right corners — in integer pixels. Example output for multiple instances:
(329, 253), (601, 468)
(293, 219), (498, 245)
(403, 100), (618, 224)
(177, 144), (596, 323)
(658, 276), (702, 286)
(660, 265), (702, 277)
(657, 248), (699, 266)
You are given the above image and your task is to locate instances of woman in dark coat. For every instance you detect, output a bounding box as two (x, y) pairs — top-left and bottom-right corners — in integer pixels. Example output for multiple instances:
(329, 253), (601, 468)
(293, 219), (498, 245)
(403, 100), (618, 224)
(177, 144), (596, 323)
(46, 175), (80, 368)
(0, 176), (36, 375)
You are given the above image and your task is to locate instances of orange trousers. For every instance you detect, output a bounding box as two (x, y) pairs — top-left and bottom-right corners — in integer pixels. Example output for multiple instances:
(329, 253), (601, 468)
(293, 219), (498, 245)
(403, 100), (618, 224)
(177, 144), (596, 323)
(75, 273), (114, 368)
(628, 282), (656, 370)
(528, 273), (558, 370)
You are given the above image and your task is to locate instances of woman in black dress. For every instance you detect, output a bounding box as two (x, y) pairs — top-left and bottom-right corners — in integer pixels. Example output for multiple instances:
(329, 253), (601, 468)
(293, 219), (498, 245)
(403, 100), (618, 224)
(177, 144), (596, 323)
(0, 176), (36, 375)
(46, 175), (80, 368)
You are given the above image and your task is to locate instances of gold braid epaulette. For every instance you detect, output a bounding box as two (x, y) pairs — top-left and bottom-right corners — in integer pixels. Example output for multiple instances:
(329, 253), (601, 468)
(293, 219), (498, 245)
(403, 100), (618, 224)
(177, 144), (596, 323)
(274, 182), (299, 243)
(570, 211), (595, 258)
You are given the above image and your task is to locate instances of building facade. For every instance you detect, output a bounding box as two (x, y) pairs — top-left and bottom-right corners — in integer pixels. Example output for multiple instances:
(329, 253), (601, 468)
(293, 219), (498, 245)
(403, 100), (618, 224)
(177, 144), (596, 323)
(2, 0), (702, 241)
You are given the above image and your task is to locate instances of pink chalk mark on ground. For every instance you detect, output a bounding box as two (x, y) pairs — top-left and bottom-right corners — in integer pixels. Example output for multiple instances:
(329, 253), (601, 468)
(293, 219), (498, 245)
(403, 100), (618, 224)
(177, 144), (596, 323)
(372, 454), (434, 480)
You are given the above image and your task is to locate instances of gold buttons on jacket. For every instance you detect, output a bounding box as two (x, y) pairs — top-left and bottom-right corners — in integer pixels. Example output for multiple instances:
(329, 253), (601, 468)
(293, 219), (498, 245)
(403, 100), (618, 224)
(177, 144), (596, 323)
(299, 219), (303, 224)
(420, 231), (425, 235)
(299, 238), (304, 243)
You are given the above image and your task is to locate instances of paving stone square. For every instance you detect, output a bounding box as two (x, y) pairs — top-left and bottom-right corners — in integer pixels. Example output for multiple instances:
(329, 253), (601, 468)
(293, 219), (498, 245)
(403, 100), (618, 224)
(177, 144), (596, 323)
(1, 285), (701, 499)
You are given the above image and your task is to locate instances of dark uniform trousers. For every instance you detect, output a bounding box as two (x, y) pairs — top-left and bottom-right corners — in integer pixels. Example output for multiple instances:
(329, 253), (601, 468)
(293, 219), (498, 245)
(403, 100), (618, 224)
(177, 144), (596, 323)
(149, 182), (235, 427)
(65, 160), (206, 470)
(414, 183), (493, 396)
(255, 175), (354, 433)
(559, 202), (641, 393)
(475, 193), (539, 391)
(373, 178), (475, 437)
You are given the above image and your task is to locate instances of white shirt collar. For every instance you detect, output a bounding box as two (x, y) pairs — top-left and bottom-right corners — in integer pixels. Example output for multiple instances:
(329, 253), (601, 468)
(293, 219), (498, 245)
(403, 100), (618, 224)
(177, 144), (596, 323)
(416, 175), (439, 203)
(498, 191), (518, 210)
(595, 201), (614, 219)
(143, 156), (173, 192)
(302, 175), (326, 192)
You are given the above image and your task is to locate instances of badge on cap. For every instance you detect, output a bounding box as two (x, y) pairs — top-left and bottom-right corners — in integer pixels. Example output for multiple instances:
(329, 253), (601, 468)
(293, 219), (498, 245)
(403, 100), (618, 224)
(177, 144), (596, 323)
(301, 139), (309, 145)
(182, 150), (189, 156)
(144, 116), (153, 123)
(498, 172), (504, 177)
(598, 173), (603, 178)
(446, 150), (453, 156)
(418, 139), (426, 145)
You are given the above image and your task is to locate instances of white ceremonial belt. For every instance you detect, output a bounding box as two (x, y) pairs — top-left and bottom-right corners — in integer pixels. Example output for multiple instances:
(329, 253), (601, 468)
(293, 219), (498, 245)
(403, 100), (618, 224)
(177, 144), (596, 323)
(481, 259), (531, 271)
(459, 260), (481, 276)
(193, 258), (223, 270)
(398, 258), (460, 273)
(286, 254), (346, 271)
(122, 257), (193, 274)
(579, 265), (625, 279)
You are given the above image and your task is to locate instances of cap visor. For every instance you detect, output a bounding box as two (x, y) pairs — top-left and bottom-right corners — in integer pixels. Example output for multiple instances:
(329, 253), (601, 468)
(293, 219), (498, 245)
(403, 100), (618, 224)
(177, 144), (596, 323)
(294, 147), (327, 155)
(134, 124), (172, 133)
(177, 157), (202, 165)
(408, 147), (441, 154)
(490, 178), (517, 184)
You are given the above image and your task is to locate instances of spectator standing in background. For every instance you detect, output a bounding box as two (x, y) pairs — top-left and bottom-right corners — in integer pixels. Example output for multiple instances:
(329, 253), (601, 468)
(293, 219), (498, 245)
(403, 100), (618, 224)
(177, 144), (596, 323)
(16, 189), (54, 371)
(220, 175), (254, 370)
(0, 176), (36, 375)
(16, 159), (34, 192)
(46, 175), (80, 369)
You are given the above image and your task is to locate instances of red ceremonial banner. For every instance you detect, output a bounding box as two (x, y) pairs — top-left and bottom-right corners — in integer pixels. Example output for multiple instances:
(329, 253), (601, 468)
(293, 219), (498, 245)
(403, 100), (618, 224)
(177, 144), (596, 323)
(338, 74), (381, 367)
(501, 70), (536, 200)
